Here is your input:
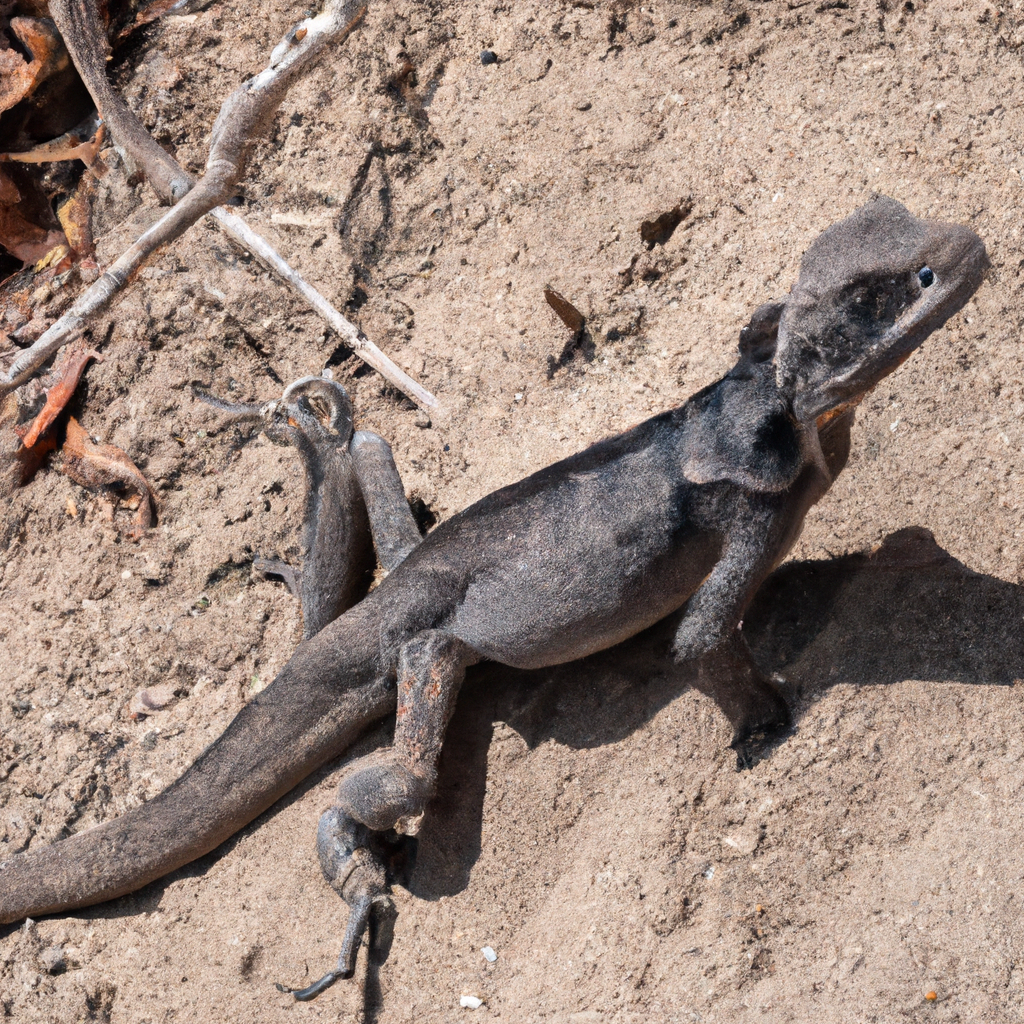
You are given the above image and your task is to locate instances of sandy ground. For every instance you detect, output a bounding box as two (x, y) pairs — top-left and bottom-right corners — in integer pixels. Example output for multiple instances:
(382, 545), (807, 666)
(2, 0), (1024, 1020)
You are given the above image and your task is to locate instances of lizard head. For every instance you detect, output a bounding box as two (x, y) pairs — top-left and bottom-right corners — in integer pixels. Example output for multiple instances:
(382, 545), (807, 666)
(774, 196), (988, 422)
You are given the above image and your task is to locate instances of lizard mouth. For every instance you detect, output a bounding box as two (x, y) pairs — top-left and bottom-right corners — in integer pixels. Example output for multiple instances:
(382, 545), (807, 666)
(814, 394), (865, 432)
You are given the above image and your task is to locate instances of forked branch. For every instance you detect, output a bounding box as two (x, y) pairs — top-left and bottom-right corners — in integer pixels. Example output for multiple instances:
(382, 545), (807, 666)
(1, 1), (439, 413)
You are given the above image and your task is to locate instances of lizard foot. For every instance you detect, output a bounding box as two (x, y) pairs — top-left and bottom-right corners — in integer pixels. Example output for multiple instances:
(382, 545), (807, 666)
(333, 752), (436, 834)
(690, 640), (792, 748)
(276, 807), (409, 1001)
(727, 674), (791, 749)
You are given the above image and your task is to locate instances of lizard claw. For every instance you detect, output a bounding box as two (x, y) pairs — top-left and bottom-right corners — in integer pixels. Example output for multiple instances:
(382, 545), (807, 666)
(276, 807), (408, 1000)
(274, 889), (375, 1000)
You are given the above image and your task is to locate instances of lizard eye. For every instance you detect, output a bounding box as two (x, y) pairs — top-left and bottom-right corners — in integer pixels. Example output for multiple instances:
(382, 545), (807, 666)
(918, 266), (934, 288)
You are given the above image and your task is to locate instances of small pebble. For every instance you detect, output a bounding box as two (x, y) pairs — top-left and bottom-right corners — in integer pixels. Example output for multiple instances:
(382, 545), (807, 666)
(925, 991), (937, 1002)
(40, 946), (65, 975)
(415, 409), (432, 429)
(460, 994), (484, 1009)
(480, 50), (498, 65)
(129, 683), (178, 719)
(481, 946), (497, 963)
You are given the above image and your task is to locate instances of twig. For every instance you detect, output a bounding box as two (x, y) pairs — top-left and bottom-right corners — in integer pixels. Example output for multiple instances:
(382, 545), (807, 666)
(210, 209), (438, 411)
(1, 1), (438, 413)
(2, 0), (366, 391)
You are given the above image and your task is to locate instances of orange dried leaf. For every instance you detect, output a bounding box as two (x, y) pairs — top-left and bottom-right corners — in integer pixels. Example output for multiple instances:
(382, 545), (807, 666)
(0, 18), (69, 114)
(57, 177), (96, 256)
(19, 341), (102, 448)
(0, 45), (36, 114)
(10, 17), (69, 78)
(61, 417), (157, 537)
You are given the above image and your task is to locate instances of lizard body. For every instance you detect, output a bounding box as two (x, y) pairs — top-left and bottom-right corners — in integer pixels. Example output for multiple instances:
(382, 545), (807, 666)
(0, 198), (988, 994)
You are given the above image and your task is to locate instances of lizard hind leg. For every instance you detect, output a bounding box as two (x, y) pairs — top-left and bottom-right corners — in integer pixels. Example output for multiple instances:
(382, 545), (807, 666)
(350, 430), (422, 572)
(334, 630), (479, 835)
(299, 631), (478, 989)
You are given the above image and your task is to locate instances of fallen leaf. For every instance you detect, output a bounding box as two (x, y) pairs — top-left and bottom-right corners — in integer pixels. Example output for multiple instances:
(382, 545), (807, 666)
(57, 175), (96, 256)
(0, 168), (19, 205)
(33, 242), (73, 272)
(0, 40), (37, 115)
(0, 167), (68, 263)
(543, 286), (585, 338)
(19, 340), (103, 448)
(0, 17), (70, 114)
(61, 417), (157, 538)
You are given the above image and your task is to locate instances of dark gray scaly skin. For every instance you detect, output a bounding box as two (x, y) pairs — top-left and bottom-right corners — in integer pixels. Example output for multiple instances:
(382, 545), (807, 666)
(350, 430), (423, 573)
(258, 377), (374, 639)
(0, 199), (988, 995)
(198, 376), (393, 639)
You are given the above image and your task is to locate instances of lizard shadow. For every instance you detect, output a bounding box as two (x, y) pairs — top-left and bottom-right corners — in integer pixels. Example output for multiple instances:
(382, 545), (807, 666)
(410, 526), (1024, 903)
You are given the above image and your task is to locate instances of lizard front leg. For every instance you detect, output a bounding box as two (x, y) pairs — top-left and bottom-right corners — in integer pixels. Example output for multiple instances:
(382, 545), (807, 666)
(672, 531), (791, 746)
(288, 631), (479, 997)
(350, 430), (422, 573)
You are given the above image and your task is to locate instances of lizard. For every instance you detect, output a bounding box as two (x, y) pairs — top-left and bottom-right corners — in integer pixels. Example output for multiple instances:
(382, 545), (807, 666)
(0, 196), (988, 1000)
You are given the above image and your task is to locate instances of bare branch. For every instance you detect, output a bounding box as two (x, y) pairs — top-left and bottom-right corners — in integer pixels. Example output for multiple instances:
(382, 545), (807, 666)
(211, 209), (439, 411)
(0, 1), (441, 415)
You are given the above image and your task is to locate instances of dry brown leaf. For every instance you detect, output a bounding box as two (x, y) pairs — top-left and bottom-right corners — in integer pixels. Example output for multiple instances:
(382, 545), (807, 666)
(543, 286), (585, 338)
(61, 417), (157, 538)
(0, 203), (65, 263)
(57, 174), (96, 255)
(0, 166), (68, 263)
(0, 17), (69, 114)
(0, 42), (37, 113)
(0, 167), (19, 205)
(33, 242), (72, 271)
(18, 339), (102, 447)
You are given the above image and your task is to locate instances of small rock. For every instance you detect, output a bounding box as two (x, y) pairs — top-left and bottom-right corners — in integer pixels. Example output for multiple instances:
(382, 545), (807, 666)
(40, 946), (66, 975)
(480, 49), (498, 65)
(460, 994), (484, 1009)
(129, 683), (178, 719)
(414, 409), (431, 429)
(481, 946), (497, 963)
(139, 730), (160, 751)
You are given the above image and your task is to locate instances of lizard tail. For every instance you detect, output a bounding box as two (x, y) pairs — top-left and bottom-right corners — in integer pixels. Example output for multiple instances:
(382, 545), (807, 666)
(0, 610), (394, 924)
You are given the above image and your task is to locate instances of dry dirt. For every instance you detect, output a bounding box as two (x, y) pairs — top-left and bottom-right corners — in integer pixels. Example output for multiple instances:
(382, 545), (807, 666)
(2, 0), (1024, 1021)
